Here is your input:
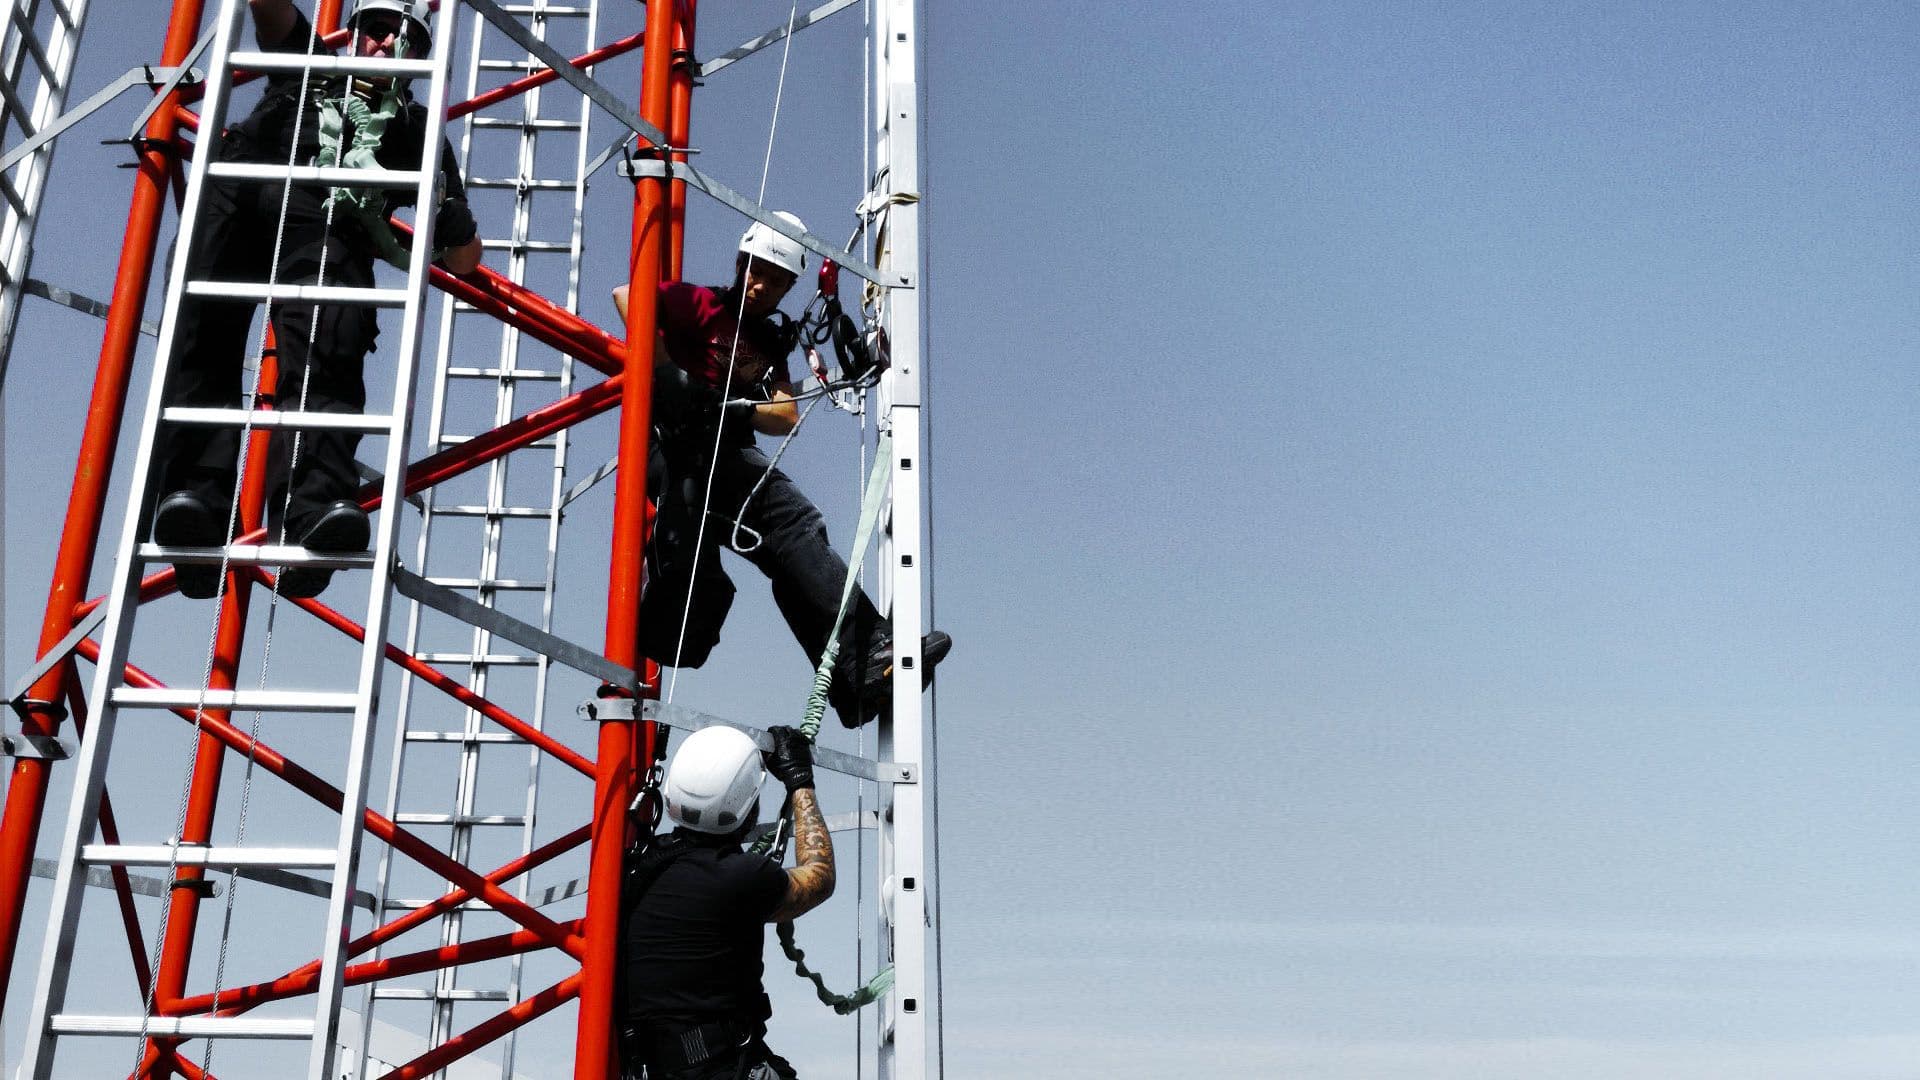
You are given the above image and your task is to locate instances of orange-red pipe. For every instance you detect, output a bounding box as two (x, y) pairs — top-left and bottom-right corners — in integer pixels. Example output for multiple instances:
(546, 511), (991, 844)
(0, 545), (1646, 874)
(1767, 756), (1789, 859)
(576, 0), (685, 1073)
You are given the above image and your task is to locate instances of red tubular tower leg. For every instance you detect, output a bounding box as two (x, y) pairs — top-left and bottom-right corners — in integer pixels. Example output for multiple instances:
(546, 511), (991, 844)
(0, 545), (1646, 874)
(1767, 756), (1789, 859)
(0, 0), (209, 1010)
(575, 1), (687, 1073)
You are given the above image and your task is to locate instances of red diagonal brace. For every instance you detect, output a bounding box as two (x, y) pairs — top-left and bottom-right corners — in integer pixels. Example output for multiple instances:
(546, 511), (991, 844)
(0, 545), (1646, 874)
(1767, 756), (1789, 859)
(168, 824), (589, 1019)
(74, 642), (585, 966)
(376, 973), (581, 1080)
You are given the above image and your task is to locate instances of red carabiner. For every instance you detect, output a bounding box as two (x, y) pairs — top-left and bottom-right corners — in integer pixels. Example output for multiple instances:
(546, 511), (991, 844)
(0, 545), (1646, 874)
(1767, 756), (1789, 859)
(817, 258), (840, 300)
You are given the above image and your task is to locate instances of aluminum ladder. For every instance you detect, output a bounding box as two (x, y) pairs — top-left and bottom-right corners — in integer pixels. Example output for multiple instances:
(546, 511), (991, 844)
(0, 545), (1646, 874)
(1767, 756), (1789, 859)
(0, 0), (91, 378)
(361, 3), (600, 1076)
(17, 2), (459, 1077)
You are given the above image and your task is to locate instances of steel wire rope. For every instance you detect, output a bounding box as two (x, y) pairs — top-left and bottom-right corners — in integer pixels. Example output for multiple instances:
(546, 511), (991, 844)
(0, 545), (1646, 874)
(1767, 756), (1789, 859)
(662, 0), (803, 700)
(131, 8), (336, 1073)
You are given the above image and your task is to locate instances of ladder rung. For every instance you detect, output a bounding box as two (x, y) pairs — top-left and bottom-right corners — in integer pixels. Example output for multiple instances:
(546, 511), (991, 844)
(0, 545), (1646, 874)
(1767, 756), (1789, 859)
(207, 162), (427, 189)
(50, 1015), (315, 1039)
(162, 406), (400, 433)
(446, 366), (562, 381)
(79, 844), (337, 869)
(470, 115), (583, 130)
(393, 813), (527, 827)
(187, 281), (411, 307)
(384, 897), (484, 911)
(231, 51), (436, 79)
(371, 987), (510, 1002)
(405, 730), (528, 744)
(137, 543), (374, 570)
(480, 238), (574, 253)
(109, 688), (362, 713)
(501, 3), (592, 15)
(415, 652), (542, 666)
(424, 577), (548, 591)
(426, 504), (553, 518)
(465, 176), (576, 191)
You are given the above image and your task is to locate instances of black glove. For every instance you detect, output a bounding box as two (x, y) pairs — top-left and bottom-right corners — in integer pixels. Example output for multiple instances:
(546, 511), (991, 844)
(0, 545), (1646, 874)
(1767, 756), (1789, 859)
(434, 196), (478, 250)
(763, 725), (815, 792)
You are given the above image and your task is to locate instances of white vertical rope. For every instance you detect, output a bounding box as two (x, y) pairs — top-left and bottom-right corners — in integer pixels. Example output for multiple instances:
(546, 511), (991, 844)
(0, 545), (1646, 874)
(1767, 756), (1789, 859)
(663, 0), (804, 700)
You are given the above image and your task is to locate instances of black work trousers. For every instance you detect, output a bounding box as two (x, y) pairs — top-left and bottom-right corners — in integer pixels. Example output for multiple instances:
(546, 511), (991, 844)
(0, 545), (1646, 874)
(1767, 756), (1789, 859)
(641, 431), (885, 682)
(154, 174), (380, 529)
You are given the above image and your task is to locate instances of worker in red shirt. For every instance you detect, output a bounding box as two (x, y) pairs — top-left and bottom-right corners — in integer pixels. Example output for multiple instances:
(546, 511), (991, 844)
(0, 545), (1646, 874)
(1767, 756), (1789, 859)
(615, 214), (949, 726)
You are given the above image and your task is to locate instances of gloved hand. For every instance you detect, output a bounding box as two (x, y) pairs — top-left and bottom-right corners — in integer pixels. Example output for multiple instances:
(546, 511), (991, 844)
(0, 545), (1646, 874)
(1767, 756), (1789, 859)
(434, 196), (478, 250)
(763, 725), (815, 792)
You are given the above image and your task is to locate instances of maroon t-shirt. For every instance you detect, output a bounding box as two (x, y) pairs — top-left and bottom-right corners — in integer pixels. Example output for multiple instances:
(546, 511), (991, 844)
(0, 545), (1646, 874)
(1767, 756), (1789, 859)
(657, 281), (794, 390)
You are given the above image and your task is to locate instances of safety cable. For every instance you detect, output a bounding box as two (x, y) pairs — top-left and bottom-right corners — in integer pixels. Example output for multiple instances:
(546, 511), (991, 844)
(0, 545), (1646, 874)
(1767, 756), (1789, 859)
(663, 0), (804, 701)
(132, 9), (339, 1073)
(743, 436), (894, 1012)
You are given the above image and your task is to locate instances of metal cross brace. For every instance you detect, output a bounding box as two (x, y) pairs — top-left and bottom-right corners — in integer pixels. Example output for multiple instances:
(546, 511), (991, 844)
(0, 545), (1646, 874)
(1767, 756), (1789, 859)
(0, 55), (206, 175)
(22, 278), (160, 337)
(697, 0), (864, 78)
(7, 602), (110, 706)
(463, 0), (908, 289)
(581, 698), (916, 785)
(617, 158), (910, 289)
(391, 566), (645, 692)
(526, 810), (875, 910)
(124, 23), (219, 143)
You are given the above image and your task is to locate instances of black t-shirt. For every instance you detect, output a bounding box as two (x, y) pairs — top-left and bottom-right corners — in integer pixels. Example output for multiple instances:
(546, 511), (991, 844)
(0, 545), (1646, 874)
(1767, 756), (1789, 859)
(622, 835), (789, 1025)
(225, 9), (465, 211)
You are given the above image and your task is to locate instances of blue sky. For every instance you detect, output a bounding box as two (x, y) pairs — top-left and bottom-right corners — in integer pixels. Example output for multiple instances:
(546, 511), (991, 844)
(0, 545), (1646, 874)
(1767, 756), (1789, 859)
(5, 2), (1920, 1078)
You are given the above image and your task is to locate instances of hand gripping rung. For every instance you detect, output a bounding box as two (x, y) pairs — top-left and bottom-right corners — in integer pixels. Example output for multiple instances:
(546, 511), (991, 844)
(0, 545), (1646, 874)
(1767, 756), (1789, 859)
(162, 406), (400, 433)
(109, 688), (362, 713)
(207, 162), (428, 189)
(230, 51), (436, 79)
(137, 543), (375, 570)
(49, 1015), (316, 1039)
(79, 845), (338, 869)
(186, 281), (411, 306)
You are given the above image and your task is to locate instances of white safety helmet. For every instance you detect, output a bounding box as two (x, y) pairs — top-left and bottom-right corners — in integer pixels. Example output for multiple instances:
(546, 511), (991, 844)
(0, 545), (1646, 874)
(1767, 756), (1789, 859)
(663, 726), (766, 835)
(738, 211), (808, 278)
(349, 0), (432, 51)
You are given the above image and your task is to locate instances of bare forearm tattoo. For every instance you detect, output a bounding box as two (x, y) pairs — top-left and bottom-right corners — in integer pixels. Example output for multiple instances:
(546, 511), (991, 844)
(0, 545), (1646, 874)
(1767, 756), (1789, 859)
(771, 788), (835, 920)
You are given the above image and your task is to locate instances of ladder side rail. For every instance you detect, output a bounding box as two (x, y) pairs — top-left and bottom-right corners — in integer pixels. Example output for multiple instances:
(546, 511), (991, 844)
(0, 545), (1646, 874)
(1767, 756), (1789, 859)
(15, 2), (248, 1076)
(305, 2), (462, 1076)
(874, 1), (931, 1076)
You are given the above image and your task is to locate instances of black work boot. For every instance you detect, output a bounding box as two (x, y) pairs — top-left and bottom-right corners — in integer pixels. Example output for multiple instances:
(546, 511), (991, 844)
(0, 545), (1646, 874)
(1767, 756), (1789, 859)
(151, 490), (231, 600)
(279, 500), (370, 600)
(835, 631), (954, 729)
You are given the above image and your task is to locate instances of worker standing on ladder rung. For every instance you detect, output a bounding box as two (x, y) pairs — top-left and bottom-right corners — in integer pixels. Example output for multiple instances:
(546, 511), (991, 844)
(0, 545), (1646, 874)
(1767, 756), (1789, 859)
(620, 725), (826, 1079)
(151, 0), (482, 600)
(613, 218), (951, 727)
